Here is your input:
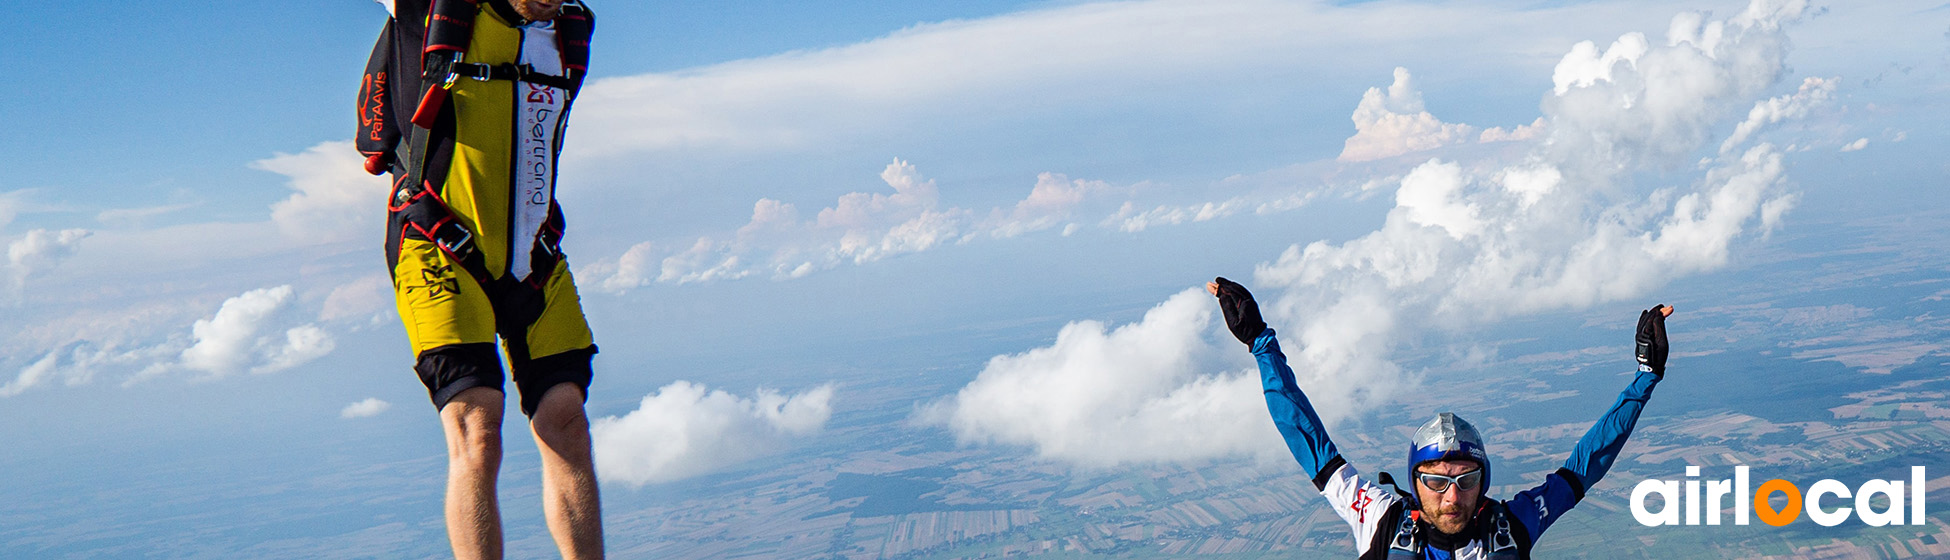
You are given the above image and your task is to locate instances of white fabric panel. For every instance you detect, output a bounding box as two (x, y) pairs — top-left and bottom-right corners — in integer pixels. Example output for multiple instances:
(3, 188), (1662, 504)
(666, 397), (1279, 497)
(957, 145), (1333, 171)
(511, 22), (566, 280)
(1320, 462), (1402, 556)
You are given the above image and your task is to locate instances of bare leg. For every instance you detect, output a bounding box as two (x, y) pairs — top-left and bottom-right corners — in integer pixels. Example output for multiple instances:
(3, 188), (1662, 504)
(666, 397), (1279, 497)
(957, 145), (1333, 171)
(530, 383), (605, 559)
(441, 387), (506, 560)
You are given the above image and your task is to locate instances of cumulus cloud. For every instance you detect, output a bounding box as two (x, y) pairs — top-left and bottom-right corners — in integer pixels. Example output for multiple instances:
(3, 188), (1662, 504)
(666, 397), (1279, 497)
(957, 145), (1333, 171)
(256, 141), (391, 244)
(1541, 0), (1808, 169)
(591, 381), (835, 486)
(1248, 0), (1810, 425)
(1839, 138), (1868, 152)
(934, 0), (1824, 461)
(340, 397), (392, 418)
(178, 286), (336, 378)
(919, 289), (1279, 467)
(7, 228), (91, 297)
(1339, 68), (1479, 163)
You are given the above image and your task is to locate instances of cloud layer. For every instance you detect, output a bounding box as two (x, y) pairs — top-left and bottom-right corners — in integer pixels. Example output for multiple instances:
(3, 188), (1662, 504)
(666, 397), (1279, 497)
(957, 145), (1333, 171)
(591, 161), (1130, 289)
(0, 285), (337, 396)
(591, 381), (835, 486)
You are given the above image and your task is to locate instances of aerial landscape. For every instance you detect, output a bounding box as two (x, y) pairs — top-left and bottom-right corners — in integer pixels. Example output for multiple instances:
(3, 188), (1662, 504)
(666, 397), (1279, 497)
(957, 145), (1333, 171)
(0, 0), (1945, 558)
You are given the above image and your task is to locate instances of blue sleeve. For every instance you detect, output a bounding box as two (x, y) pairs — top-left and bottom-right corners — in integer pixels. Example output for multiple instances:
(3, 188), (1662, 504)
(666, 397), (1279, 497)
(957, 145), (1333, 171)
(1252, 329), (1345, 489)
(1507, 369), (1663, 540)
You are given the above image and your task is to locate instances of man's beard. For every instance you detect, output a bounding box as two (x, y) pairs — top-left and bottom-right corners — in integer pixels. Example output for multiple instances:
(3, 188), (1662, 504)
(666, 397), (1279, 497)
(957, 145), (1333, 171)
(1422, 502), (1472, 534)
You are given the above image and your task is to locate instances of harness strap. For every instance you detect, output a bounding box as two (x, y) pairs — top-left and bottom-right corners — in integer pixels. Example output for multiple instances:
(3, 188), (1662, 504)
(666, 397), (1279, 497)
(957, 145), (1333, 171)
(391, 176), (564, 289)
(1487, 502), (1521, 559)
(1380, 503), (1525, 560)
(1385, 510), (1420, 559)
(451, 61), (579, 90)
(387, 0), (581, 291)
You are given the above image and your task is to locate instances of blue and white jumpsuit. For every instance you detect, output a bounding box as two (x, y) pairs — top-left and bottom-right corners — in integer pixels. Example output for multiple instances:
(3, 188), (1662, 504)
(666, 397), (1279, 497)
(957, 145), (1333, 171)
(1250, 329), (1662, 558)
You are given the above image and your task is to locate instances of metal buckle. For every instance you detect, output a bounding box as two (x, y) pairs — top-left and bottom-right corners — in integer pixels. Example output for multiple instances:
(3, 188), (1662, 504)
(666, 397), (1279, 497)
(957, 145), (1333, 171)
(436, 224), (474, 258)
(1491, 512), (1517, 550)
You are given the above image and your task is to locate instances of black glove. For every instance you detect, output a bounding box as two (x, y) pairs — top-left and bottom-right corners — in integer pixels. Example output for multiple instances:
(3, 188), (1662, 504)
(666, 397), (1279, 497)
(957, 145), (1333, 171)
(1635, 304), (1670, 376)
(1212, 277), (1267, 346)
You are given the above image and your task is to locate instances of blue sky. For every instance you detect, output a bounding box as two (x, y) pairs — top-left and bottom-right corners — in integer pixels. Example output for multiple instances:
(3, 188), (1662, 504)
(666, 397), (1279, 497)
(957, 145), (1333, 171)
(2, 0), (1947, 553)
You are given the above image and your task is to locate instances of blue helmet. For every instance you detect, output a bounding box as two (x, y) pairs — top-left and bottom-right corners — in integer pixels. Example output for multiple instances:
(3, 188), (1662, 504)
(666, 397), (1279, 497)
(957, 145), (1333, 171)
(1407, 412), (1490, 494)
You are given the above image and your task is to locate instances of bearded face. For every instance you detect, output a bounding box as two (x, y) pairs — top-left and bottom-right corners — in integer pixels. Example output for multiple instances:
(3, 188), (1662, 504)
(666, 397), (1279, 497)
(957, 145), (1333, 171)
(1413, 459), (1484, 535)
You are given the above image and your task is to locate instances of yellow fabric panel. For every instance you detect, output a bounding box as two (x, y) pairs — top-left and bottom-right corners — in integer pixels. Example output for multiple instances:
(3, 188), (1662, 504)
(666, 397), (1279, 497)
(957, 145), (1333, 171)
(525, 259), (595, 360)
(393, 238), (497, 354)
(442, 7), (524, 278)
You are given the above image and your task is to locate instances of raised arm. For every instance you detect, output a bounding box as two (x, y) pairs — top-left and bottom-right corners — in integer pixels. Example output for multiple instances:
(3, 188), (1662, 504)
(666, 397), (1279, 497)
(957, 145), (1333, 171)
(1211, 278), (1403, 554)
(1209, 278), (1343, 484)
(1509, 304), (1674, 539)
(1561, 304), (1672, 490)
(1253, 330), (1347, 484)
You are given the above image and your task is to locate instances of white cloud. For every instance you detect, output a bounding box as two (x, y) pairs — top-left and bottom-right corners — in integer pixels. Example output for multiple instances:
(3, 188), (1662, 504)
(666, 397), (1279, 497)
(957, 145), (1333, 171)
(1339, 68), (1478, 163)
(256, 141), (391, 244)
(7, 228), (91, 296)
(919, 289), (1279, 467)
(0, 341), (178, 398)
(600, 160), (1098, 289)
(1839, 138), (1868, 152)
(932, 0), (1823, 461)
(590, 157), (1331, 291)
(1479, 118), (1547, 143)
(1107, 197), (1253, 233)
(591, 381), (835, 486)
(985, 173), (1119, 239)
(1720, 76), (1838, 154)
(178, 286), (335, 378)
(1393, 160), (1483, 240)
(1542, 1), (1807, 168)
(1551, 32), (1650, 95)
(340, 397), (392, 418)
(0, 351), (65, 397)
(1, 285), (339, 396)
(1248, 1), (1810, 426)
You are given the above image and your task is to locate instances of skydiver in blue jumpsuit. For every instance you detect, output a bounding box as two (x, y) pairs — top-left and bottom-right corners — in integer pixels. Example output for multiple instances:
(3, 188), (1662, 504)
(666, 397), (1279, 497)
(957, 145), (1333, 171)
(1205, 277), (1673, 559)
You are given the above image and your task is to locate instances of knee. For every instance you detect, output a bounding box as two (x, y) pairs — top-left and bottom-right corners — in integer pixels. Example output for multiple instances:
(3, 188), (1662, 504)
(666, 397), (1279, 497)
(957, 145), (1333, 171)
(531, 384), (591, 451)
(443, 388), (505, 465)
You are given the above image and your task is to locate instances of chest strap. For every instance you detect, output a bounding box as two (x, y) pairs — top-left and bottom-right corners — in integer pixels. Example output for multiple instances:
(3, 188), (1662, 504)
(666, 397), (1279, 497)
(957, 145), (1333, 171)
(1383, 503), (1523, 560)
(450, 61), (579, 90)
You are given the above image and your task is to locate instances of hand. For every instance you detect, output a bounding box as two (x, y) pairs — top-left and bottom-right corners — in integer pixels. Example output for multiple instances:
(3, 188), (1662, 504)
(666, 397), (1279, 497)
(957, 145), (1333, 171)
(1635, 304), (1673, 376)
(1207, 277), (1267, 346)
